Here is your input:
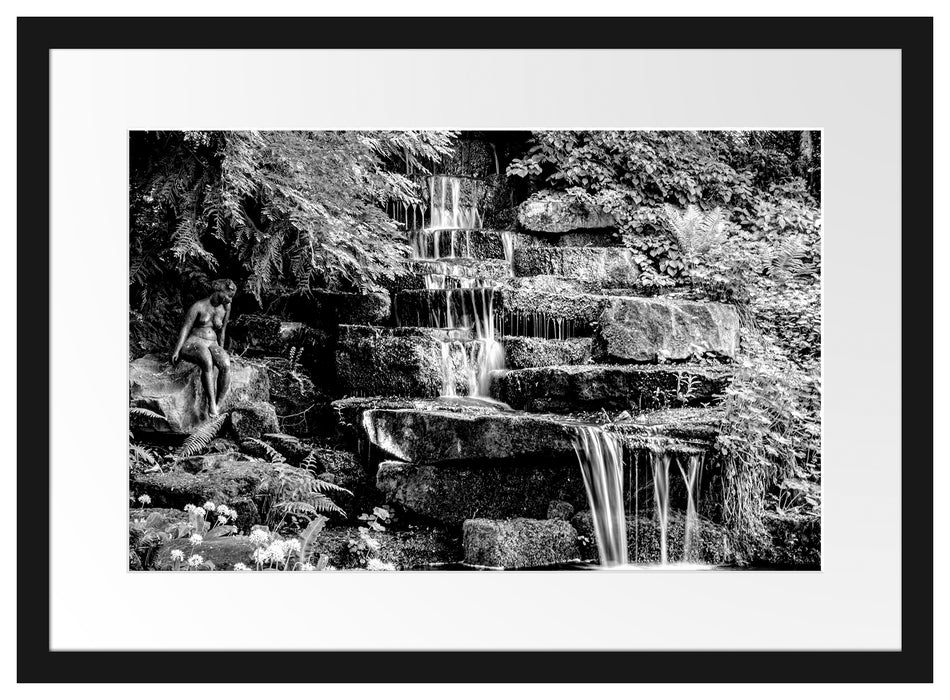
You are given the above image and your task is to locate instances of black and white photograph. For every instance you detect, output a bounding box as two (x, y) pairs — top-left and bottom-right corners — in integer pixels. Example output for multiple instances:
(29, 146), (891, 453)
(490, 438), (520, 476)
(127, 129), (822, 573)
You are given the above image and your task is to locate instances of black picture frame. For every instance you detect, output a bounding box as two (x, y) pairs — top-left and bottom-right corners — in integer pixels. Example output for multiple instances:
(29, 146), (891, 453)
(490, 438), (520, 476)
(17, 15), (933, 683)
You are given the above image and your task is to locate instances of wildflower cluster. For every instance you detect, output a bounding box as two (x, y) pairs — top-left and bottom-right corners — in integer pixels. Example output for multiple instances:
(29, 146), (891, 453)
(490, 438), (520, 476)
(250, 530), (310, 570)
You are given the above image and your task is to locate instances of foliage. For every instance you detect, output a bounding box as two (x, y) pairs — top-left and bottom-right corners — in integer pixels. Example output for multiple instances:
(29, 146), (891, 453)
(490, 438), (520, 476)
(256, 463), (352, 529)
(248, 522), (330, 571)
(347, 506), (392, 567)
(130, 130), (456, 354)
(178, 413), (228, 457)
(128, 500), (239, 569)
(715, 330), (821, 552)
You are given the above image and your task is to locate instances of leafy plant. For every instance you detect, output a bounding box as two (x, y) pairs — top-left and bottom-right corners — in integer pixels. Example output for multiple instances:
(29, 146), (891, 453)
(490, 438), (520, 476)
(178, 413), (228, 457)
(256, 464), (352, 530)
(347, 506), (392, 568)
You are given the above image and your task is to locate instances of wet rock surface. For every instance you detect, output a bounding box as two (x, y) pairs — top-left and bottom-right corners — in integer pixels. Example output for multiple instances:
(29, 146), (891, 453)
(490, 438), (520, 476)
(376, 459), (587, 526)
(131, 459), (272, 511)
(317, 526), (463, 570)
(491, 364), (730, 413)
(229, 400), (280, 441)
(130, 354), (270, 434)
(594, 297), (741, 362)
(462, 518), (580, 569)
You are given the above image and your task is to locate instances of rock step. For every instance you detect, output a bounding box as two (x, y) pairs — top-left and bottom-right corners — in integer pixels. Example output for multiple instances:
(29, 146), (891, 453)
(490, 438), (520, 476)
(513, 247), (639, 287)
(357, 400), (723, 466)
(407, 228), (513, 261)
(377, 460), (588, 526)
(490, 364), (731, 414)
(386, 258), (513, 293)
(336, 324), (480, 398)
(502, 336), (593, 369)
(394, 289), (740, 361)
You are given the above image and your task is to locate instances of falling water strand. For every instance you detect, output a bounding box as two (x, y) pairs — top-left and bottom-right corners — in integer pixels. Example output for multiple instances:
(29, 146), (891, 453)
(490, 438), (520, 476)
(651, 451), (672, 566)
(676, 454), (704, 563)
(573, 426), (628, 567)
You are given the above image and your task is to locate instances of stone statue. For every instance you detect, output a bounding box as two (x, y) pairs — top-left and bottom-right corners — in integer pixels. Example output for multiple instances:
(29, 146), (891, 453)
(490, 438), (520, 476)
(171, 279), (236, 417)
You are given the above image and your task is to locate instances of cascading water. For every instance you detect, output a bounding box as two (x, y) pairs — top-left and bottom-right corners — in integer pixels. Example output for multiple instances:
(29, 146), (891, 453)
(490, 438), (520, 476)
(677, 454), (704, 563)
(572, 426), (628, 567)
(650, 451), (672, 566)
(571, 429), (710, 568)
(404, 175), (504, 399)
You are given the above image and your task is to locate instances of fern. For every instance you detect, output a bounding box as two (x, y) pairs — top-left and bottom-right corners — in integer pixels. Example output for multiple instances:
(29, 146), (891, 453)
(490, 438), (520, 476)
(662, 203), (728, 259)
(130, 406), (165, 421)
(298, 514), (329, 563)
(245, 437), (286, 463)
(257, 464), (352, 526)
(179, 414), (227, 457)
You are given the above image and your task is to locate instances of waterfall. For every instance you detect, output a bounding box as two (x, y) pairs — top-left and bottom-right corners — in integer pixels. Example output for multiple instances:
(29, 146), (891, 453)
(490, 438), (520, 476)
(572, 426), (628, 567)
(406, 175), (504, 399)
(650, 451), (672, 566)
(677, 454), (704, 563)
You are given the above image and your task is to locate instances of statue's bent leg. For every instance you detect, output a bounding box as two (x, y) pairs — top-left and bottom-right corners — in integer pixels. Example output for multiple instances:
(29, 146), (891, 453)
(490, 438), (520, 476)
(209, 345), (231, 409)
(180, 340), (218, 417)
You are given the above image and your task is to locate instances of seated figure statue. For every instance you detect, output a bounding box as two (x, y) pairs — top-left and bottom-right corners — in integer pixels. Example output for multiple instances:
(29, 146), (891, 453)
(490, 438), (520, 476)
(170, 278), (237, 417)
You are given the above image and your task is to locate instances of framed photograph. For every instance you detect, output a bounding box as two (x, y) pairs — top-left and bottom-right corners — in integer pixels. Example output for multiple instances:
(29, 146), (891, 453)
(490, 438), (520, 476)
(19, 15), (932, 682)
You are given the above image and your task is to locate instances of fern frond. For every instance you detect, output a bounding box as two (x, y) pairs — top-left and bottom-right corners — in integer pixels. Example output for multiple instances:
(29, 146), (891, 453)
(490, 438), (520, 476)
(130, 444), (157, 466)
(298, 514), (329, 562)
(130, 406), (165, 420)
(245, 437), (286, 463)
(179, 414), (227, 457)
(314, 479), (354, 498)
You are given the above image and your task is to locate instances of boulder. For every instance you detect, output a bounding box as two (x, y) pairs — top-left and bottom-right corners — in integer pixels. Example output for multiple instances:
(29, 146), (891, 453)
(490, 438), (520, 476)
(593, 297), (741, 362)
(513, 247), (639, 287)
(131, 459), (272, 512)
(518, 190), (616, 233)
(335, 325), (478, 397)
(152, 535), (259, 571)
(376, 460), (587, 526)
(130, 354), (270, 435)
(547, 500), (575, 521)
(501, 337), (593, 369)
(363, 406), (577, 465)
(605, 407), (724, 452)
(572, 510), (734, 566)
(462, 518), (580, 569)
(315, 525), (462, 570)
(491, 364), (730, 413)
(229, 400), (280, 441)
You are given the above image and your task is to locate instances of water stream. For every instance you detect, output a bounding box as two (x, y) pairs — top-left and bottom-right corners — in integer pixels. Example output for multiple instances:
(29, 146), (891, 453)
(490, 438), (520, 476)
(571, 426), (709, 568)
(404, 175), (504, 399)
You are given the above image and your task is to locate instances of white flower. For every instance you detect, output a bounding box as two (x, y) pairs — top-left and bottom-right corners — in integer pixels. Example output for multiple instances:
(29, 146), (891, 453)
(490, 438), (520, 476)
(187, 554), (204, 568)
(193, 507), (206, 519)
(184, 504), (195, 513)
(228, 507), (239, 520)
(216, 515), (227, 525)
(252, 547), (268, 565)
(232, 563), (248, 571)
(265, 541), (286, 562)
(170, 549), (185, 562)
(203, 501), (215, 511)
(366, 558), (395, 571)
(249, 529), (270, 546)
(189, 534), (203, 546)
(137, 495), (151, 505)
(216, 504), (230, 515)
(298, 562), (315, 571)
(283, 539), (301, 554)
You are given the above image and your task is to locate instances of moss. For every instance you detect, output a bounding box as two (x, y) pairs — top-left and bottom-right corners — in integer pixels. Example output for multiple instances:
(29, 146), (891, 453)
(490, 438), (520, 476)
(462, 518), (580, 569)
